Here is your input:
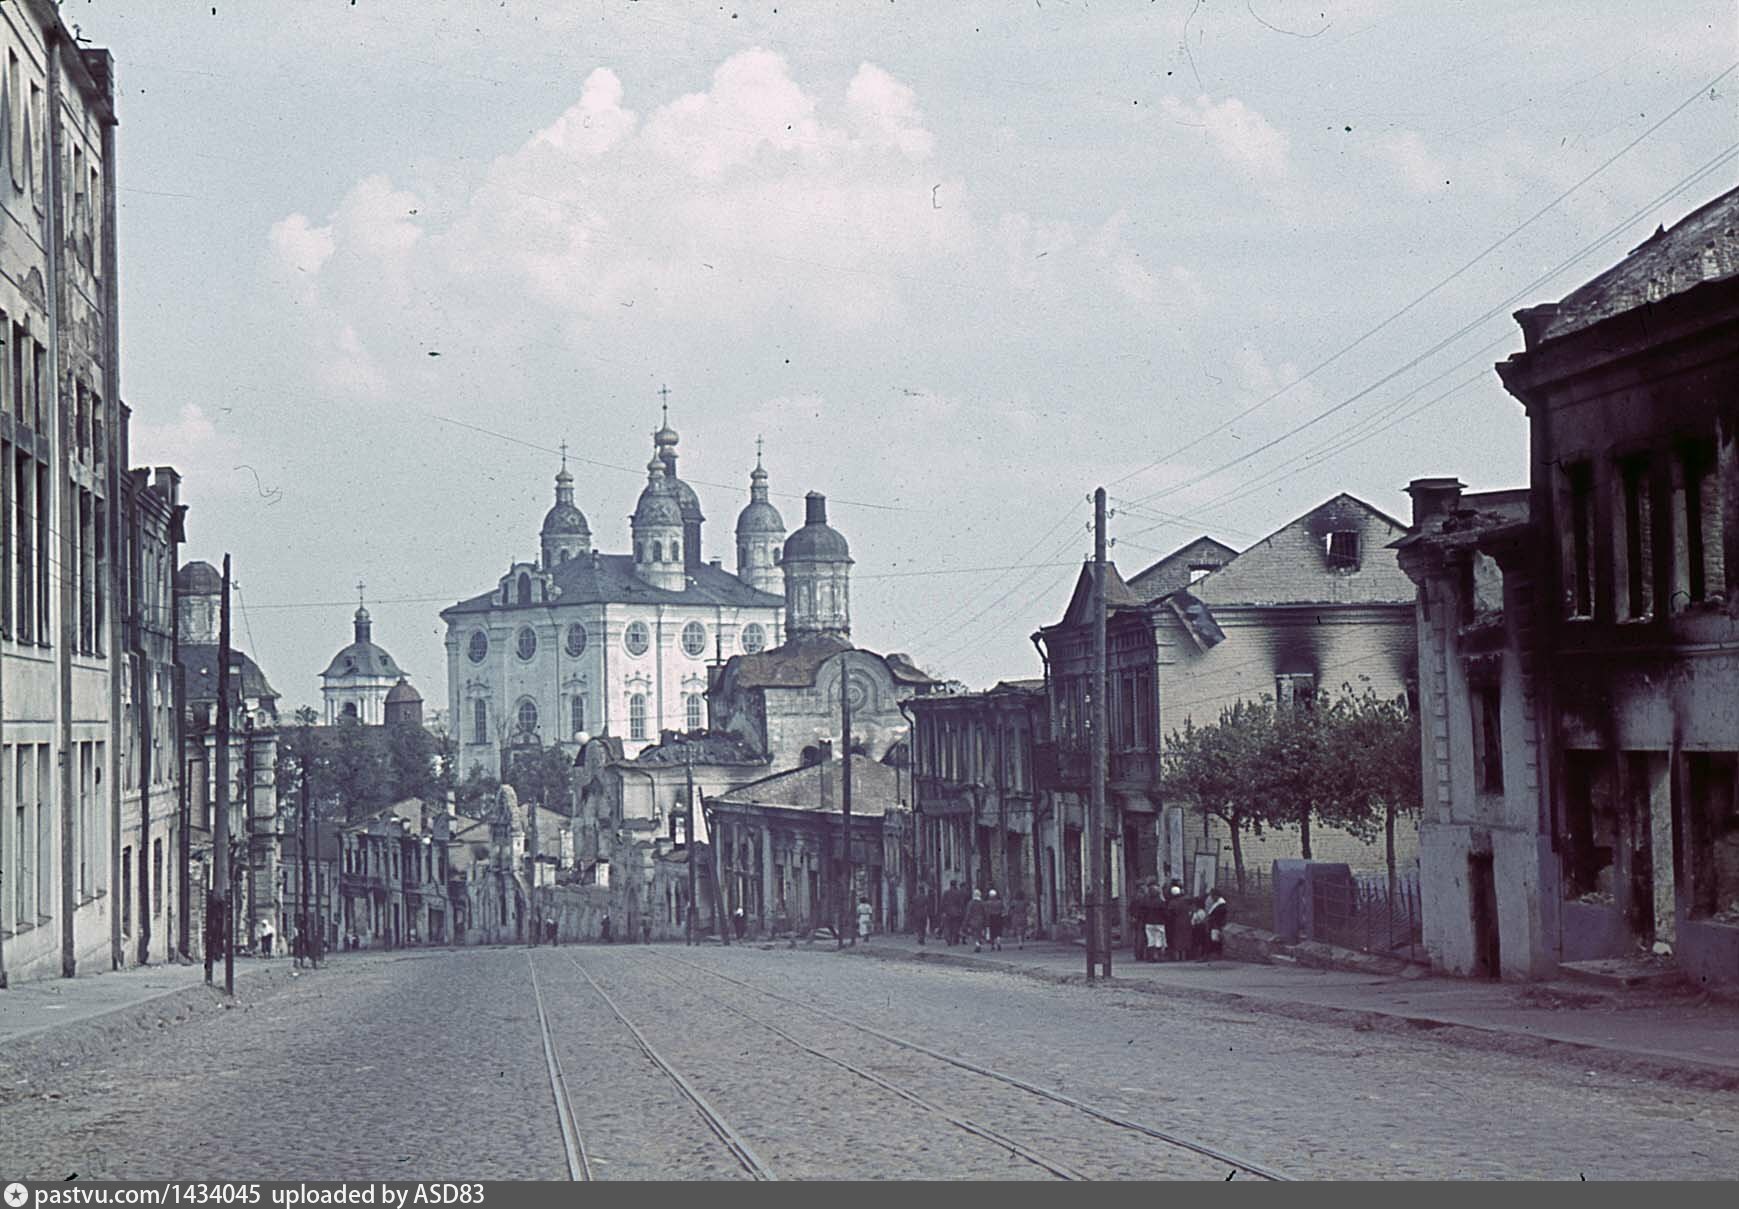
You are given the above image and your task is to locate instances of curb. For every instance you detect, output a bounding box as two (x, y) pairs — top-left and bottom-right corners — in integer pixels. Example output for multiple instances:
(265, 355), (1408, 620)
(831, 943), (1739, 1093)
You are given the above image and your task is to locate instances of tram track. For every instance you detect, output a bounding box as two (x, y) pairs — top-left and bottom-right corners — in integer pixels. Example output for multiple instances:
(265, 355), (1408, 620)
(658, 949), (1293, 1181)
(526, 953), (592, 1181)
(546, 950), (777, 1180)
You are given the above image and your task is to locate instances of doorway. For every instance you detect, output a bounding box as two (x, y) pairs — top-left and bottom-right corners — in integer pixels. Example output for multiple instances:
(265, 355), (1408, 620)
(1468, 851), (1500, 979)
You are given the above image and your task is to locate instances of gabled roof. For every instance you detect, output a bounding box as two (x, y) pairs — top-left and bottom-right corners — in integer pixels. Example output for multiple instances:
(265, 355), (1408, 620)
(441, 551), (782, 619)
(1532, 186), (1739, 343)
(711, 754), (902, 815)
(1127, 536), (1240, 601)
(1186, 493), (1414, 608)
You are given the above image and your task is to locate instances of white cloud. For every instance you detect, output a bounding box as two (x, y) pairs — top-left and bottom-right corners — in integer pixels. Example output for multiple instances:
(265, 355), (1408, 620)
(1161, 94), (1290, 178)
(129, 404), (246, 496)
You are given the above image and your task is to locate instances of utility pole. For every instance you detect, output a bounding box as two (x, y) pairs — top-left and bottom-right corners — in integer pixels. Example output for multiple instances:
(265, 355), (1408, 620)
(212, 555), (234, 995)
(244, 713), (256, 956)
(300, 721), (314, 969)
(138, 646), (153, 968)
(684, 744), (697, 946)
(842, 667), (854, 945)
(1088, 489), (1110, 982)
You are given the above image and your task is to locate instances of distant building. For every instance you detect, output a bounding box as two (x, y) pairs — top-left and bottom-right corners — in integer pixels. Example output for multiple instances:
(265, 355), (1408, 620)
(176, 560), (281, 959)
(440, 416), (785, 775)
(321, 600), (410, 725)
(383, 678), (423, 728)
(1398, 187), (1739, 985)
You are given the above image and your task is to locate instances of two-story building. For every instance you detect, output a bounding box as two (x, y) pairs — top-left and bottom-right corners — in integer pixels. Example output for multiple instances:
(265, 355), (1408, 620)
(1399, 187), (1739, 986)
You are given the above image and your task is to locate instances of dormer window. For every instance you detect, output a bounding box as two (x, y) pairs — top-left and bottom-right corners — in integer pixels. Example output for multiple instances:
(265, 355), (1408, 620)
(1188, 565), (1212, 585)
(1326, 531), (1360, 569)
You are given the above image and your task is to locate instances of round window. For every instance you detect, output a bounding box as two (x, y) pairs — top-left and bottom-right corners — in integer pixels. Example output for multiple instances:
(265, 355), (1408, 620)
(516, 699), (539, 734)
(565, 623), (588, 658)
(740, 622), (767, 654)
(516, 626), (538, 661)
(681, 621), (707, 657)
(467, 630), (488, 663)
(624, 621), (650, 657)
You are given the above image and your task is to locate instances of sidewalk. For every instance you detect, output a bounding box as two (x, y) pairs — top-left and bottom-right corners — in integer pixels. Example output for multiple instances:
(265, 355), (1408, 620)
(0, 959), (275, 1049)
(835, 932), (1739, 1088)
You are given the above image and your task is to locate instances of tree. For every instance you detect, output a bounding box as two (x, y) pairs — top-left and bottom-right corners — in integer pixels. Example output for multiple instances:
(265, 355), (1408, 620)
(1315, 684), (1423, 897)
(1161, 699), (1278, 892)
(504, 743), (574, 812)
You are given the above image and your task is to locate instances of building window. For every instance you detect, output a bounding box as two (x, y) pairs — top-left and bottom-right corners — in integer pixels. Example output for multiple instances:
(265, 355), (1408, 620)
(671, 540), (680, 563)
(1275, 673), (1315, 710)
(1472, 681), (1503, 794)
(517, 573), (532, 606)
(516, 626), (537, 661)
(516, 699), (539, 735)
(472, 699), (489, 744)
(681, 621), (707, 657)
(1564, 460), (1596, 619)
(1188, 565), (1213, 584)
(342, 702), (358, 719)
(467, 630), (488, 663)
(1619, 453), (1654, 621)
(565, 623), (587, 657)
(740, 622), (766, 654)
(571, 695), (586, 736)
(685, 693), (703, 732)
(629, 694), (647, 741)
(1563, 751), (1617, 900)
(1325, 530), (1360, 569)
(624, 621), (650, 657)
(1679, 439), (1724, 607)
(652, 541), (663, 563)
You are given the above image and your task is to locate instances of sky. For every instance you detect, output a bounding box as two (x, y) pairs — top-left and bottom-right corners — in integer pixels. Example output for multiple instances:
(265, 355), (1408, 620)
(80, 0), (1738, 713)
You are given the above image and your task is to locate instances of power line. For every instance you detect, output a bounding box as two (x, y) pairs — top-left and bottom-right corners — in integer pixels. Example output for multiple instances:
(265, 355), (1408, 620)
(1109, 58), (1739, 501)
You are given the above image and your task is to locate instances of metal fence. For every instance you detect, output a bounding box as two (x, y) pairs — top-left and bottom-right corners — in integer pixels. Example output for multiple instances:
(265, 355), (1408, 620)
(1312, 872), (1423, 961)
(1223, 866), (1423, 963)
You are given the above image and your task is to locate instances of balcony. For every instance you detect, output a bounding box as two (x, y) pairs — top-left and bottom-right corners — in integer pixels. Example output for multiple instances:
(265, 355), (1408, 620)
(1032, 742), (1157, 791)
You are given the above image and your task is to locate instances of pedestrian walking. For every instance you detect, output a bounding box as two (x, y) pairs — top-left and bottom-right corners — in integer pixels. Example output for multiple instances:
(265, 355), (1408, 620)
(941, 879), (965, 946)
(733, 907), (748, 940)
(856, 896), (873, 942)
(600, 911), (613, 943)
(964, 888), (987, 952)
(773, 898), (794, 948)
(258, 917), (275, 958)
(984, 888), (1006, 951)
(1010, 890), (1031, 949)
(912, 881), (933, 944)
(1141, 881), (1168, 961)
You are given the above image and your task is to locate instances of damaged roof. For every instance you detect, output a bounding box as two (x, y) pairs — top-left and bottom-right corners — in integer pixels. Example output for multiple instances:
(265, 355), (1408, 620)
(1528, 185), (1739, 344)
(711, 754), (902, 815)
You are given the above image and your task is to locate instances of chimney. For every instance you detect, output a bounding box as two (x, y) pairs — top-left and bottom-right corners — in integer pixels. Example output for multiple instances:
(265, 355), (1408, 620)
(1405, 477), (1465, 528)
(816, 738), (833, 761)
(805, 492), (827, 526)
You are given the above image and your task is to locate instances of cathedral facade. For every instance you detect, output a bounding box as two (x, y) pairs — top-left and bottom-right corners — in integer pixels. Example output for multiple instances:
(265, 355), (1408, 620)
(441, 418), (789, 777)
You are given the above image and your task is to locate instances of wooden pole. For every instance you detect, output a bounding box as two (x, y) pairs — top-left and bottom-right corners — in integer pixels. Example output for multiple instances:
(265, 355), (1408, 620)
(213, 554), (233, 995)
(1089, 489), (1109, 981)
(843, 666), (854, 944)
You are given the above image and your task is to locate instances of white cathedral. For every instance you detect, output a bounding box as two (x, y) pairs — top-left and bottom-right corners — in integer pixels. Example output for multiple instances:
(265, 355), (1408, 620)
(441, 413), (851, 777)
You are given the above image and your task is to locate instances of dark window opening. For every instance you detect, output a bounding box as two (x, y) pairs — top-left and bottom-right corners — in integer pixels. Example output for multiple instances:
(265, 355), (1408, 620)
(1620, 454), (1653, 620)
(1275, 673), (1315, 710)
(517, 573), (532, 606)
(1325, 530), (1360, 569)
(1681, 439), (1723, 606)
(1472, 682), (1503, 794)
(1565, 460), (1595, 618)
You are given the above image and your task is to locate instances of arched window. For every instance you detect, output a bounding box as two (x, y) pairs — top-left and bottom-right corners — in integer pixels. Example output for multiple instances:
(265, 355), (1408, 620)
(516, 698), (539, 735)
(685, 693), (703, 732)
(652, 541), (663, 563)
(565, 623), (587, 657)
(671, 540), (680, 563)
(342, 701), (357, 719)
(517, 573), (531, 605)
(515, 626), (537, 661)
(571, 695), (586, 736)
(629, 693), (647, 740)
(472, 699), (488, 744)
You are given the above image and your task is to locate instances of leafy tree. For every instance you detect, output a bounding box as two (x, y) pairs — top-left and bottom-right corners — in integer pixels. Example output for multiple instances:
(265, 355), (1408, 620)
(1161, 699), (1277, 891)
(504, 743), (574, 812)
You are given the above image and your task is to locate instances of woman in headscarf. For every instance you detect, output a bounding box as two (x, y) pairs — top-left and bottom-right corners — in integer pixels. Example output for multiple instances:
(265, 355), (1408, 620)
(1200, 887), (1229, 960)
(1164, 879), (1194, 963)
(984, 888), (1007, 951)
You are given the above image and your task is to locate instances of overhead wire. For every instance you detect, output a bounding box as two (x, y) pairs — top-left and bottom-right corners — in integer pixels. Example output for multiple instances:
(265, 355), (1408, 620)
(1109, 58), (1739, 502)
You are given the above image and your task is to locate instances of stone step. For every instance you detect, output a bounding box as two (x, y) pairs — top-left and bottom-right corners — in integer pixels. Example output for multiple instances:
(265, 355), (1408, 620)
(1557, 956), (1684, 990)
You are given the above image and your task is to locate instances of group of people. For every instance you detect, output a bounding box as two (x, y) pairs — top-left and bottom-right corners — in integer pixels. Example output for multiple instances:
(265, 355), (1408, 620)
(1132, 878), (1229, 963)
(911, 881), (1031, 952)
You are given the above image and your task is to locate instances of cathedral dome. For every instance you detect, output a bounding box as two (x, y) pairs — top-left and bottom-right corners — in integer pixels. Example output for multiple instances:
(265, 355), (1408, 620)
(177, 560), (223, 594)
(322, 605), (402, 679)
(385, 677), (422, 705)
(634, 456), (683, 527)
(783, 492), (851, 562)
(542, 495), (591, 538)
(737, 460), (784, 534)
(669, 475), (704, 524)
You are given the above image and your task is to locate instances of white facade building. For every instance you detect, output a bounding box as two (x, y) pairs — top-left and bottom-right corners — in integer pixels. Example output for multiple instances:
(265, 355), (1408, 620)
(321, 603), (408, 725)
(441, 419), (786, 777)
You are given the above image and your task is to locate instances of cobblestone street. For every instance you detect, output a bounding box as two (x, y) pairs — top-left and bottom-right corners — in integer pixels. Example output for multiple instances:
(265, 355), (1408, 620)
(3, 944), (1735, 1181)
